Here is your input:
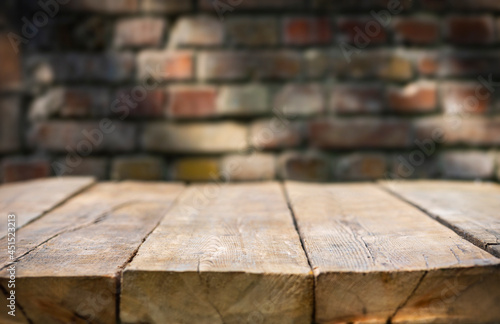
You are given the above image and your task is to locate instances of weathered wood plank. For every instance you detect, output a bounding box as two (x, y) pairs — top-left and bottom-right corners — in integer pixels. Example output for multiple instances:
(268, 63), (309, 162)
(0, 182), (185, 324)
(380, 180), (500, 257)
(0, 177), (95, 237)
(0, 181), (181, 269)
(285, 182), (500, 324)
(121, 182), (313, 324)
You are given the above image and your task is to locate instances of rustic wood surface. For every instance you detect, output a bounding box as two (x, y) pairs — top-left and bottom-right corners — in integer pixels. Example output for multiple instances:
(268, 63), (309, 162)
(0, 182), (185, 324)
(381, 180), (500, 258)
(0, 177), (95, 238)
(0, 179), (498, 324)
(285, 181), (500, 324)
(121, 182), (313, 324)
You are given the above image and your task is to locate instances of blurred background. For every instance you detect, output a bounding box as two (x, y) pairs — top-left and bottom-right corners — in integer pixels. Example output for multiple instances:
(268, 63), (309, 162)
(0, 0), (499, 183)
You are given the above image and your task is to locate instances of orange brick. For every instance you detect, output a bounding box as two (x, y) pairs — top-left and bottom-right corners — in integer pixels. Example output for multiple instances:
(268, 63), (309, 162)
(387, 81), (437, 113)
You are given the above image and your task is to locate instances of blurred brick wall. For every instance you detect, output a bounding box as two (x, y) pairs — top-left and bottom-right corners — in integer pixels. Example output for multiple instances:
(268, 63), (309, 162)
(0, 0), (499, 182)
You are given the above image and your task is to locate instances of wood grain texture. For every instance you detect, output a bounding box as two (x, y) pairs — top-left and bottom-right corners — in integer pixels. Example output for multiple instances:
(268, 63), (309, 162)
(121, 182), (313, 324)
(0, 177), (95, 237)
(0, 181), (182, 270)
(0, 182), (185, 324)
(380, 180), (500, 257)
(285, 181), (500, 324)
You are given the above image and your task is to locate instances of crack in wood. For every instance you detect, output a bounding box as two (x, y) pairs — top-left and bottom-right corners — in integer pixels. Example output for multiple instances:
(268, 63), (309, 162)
(387, 271), (428, 324)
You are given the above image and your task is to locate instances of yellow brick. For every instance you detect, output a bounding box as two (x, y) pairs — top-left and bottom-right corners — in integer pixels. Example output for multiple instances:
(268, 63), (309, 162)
(111, 157), (163, 180)
(173, 158), (219, 181)
(380, 56), (413, 81)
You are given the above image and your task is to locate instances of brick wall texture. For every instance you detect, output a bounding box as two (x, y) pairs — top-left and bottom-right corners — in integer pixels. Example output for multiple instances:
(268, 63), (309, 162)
(1, 0), (500, 182)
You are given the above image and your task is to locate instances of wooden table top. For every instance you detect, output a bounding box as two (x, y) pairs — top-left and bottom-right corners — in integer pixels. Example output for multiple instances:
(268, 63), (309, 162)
(0, 177), (499, 324)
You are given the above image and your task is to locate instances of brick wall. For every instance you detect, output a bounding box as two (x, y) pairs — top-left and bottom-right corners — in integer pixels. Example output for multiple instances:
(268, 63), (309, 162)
(1, 0), (500, 182)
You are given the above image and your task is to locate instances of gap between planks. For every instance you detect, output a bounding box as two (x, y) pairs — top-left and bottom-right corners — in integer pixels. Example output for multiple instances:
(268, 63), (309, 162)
(1, 180), (499, 324)
(280, 182), (317, 324)
(0, 177), (96, 239)
(113, 185), (188, 324)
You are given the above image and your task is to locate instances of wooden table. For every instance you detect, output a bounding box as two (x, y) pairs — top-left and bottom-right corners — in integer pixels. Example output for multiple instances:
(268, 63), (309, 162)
(0, 177), (498, 324)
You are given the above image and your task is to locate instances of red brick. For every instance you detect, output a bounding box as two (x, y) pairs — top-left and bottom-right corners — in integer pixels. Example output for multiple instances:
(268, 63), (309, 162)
(114, 89), (166, 118)
(441, 52), (500, 77)
(0, 96), (20, 153)
(141, 0), (192, 13)
(335, 153), (387, 181)
(416, 52), (440, 76)
(111, 156), (163, 180)
(496, 153), (500, 181)
(338, 17), (387, 45)
(169, 15), (224, 47)
(250, 119), (303, 149)
(440, 82), (493, 115)
(137, 50), (194, 81)
(419, 0), (447, 10)
(313, 0), (412, 10)
(30, 121), (137, 152)
(64, 88), (109, 117)
(452, 0), (500, 10)
(441, 151), (495, 180)
(390, 153), (440, 180)
(217, 85), (269, 116)
(114, 17), (165, 48)
(393, 16), (440, 45)
(197, 51), (301, 81)
(226, 17), (278, 47)
(142, 122), (247, 153)
(65, 0), (139, 13)
(221, 153), (275, 181)
(258, 51), (302, 80)
(415, 116), (500, 146)
(274, 84), (323, 116)
(2, 157), (50, 183)
(309, 118), (413, 149)
(167, 86), (217, 119)
(278, 151), (330, 182)
(420, 0), (500, 12)
(330, 84), (384, 114)
(200, 0), (305, 11)
(53, 157), (108, 179)
(446, 15), (495, 45)
(29, 88), (109, 118)
(387, 81), (437, 113)
(0, 33), (21, 90)
(283, 17), (332, 46)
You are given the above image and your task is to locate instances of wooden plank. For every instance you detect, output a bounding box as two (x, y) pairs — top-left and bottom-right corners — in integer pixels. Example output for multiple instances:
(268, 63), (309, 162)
(0, 181), (180, 269)
(121, 182), (313, 324)
(380, 180), (500, 257)
(0, 182), (185, 324)
(285, 182), (500, 324)
(0, 177), (95, 237)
